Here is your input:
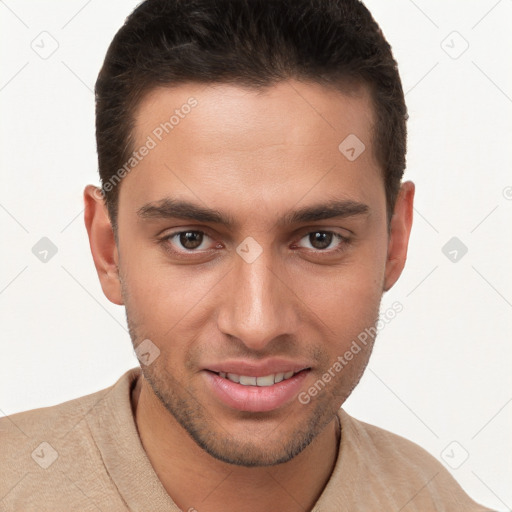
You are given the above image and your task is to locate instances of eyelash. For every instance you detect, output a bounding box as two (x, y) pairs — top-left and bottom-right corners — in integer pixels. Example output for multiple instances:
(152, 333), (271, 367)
(159, 229), (351, 258)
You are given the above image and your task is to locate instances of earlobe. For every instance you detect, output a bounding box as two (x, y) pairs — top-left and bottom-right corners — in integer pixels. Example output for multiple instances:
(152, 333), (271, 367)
(383, 181), (415, 292)
(83, 185), (124, 305)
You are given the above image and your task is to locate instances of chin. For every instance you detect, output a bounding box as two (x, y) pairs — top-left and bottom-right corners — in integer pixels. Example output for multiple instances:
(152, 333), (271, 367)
(144, 362), (334, 467)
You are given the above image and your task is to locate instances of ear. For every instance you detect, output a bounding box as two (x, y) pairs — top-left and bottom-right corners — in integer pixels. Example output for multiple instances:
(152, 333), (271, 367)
(83, 185), (124, 305)
(383, 181), (415, 292)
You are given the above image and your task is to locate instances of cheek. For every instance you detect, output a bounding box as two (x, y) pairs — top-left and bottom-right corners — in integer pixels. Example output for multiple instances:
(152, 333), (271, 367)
(299, 242), (388, 329)
(119, 232), (187, 315)
(121, 270), (195, 379)
(119, 245), (215, 368)
(303, 276), (382, 358)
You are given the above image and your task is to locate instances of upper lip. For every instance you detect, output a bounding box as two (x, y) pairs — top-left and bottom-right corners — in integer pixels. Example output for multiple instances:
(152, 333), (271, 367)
(204, 359), (311, 377)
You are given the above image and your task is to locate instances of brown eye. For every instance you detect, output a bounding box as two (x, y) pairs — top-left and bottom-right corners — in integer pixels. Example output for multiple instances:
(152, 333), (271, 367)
(161, 230), (215, 254)
(179, 231), (204, 250)
(308, 232), (333, 250)
(297, 231), (346, 252)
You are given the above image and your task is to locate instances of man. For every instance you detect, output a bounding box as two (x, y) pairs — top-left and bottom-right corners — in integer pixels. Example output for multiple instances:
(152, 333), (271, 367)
(0, 0), (494, 510)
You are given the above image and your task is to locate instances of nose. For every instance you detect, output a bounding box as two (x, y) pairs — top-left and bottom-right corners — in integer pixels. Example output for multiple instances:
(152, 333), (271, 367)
(216, 244), (299, 352)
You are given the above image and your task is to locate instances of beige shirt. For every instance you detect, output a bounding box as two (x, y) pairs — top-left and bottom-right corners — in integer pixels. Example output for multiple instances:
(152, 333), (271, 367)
(0, 368), (493, 511)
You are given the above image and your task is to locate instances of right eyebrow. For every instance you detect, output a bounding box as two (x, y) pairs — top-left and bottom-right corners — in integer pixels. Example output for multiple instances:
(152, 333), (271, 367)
(137, 198), (233, 225)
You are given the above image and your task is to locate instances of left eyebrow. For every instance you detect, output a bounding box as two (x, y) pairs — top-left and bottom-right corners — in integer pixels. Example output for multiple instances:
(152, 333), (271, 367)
(136, 197), (370, 228)
(281, 199), (370, 225)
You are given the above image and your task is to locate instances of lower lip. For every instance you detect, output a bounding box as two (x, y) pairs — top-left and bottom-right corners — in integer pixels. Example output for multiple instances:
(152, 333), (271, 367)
(203, 370), (310, 412)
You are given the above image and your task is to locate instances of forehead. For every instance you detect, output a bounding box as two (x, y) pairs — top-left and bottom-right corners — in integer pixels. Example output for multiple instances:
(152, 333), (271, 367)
(133, 79), (376, 156)
(121, 79), (383, 221)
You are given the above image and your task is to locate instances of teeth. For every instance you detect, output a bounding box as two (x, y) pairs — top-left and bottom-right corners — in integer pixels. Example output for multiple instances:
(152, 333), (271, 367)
(239, 375), (257, 385)
(218, 371), (301, 386)
(256, 374), (275, 387)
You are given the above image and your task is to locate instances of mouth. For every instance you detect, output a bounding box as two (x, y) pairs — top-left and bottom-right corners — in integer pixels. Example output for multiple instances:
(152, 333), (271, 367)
(203, 368), (311, 412)
(208, 369), (309, 387)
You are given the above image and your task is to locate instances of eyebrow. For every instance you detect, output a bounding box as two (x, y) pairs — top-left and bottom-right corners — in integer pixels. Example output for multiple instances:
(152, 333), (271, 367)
(137, 197), (369, 227)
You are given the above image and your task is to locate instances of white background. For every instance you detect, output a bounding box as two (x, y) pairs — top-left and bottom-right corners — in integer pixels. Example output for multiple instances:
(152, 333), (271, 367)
(0, 1), (511, 510)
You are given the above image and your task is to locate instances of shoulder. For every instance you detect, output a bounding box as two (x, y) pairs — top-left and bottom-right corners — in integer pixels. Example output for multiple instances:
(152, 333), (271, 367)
(339, 409), (442, 472)
(1, 382), (111, 442)
(0, 369), (136, 449)
(335, 409), (495, 511)
(0, 369), (139, 511)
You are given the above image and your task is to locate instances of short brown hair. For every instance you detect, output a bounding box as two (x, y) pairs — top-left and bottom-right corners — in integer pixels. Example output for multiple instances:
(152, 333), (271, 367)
(95, 0), (407, 230)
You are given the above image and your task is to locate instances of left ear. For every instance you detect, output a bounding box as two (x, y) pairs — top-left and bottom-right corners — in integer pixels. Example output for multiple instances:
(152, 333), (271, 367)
(384, 181), (415, 291)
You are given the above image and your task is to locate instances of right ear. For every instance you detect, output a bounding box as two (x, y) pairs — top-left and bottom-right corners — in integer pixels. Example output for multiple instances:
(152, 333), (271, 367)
(83, 185), (124, 305)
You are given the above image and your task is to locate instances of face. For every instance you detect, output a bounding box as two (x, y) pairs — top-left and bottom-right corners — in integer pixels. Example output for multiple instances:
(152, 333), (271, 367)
(85, 79), (413, 467)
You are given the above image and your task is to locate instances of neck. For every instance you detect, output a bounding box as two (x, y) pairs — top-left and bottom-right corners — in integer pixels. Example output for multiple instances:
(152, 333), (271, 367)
(131, 374), (340, 512)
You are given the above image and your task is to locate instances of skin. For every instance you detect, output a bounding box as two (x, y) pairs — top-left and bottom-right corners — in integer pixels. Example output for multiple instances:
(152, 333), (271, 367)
(84, 79), (414, 512)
